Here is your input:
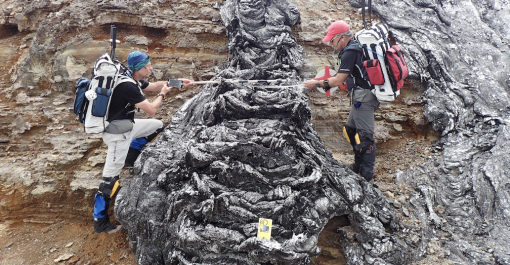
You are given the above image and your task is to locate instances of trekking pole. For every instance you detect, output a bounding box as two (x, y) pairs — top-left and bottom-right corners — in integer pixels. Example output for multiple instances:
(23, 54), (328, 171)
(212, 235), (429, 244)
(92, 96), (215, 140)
(110, 25), (116, 59)
(361, 0), (367, 29)
(368, 0), (372, 28)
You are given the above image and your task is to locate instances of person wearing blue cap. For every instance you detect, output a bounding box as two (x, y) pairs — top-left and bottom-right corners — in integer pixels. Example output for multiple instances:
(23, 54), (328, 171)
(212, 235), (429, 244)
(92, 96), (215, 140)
(92, 51), (193, 234)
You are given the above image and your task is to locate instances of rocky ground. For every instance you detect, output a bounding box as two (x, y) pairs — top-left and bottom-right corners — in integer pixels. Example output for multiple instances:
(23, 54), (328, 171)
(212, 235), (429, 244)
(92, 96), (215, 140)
(0, 143), (441, 265)
(0, 89), (441, 265)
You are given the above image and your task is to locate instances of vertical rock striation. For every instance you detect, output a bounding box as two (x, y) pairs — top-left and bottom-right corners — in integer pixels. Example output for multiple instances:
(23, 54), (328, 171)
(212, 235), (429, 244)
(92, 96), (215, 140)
(348, 0), (510, 263)
(115, 0), (411, 264)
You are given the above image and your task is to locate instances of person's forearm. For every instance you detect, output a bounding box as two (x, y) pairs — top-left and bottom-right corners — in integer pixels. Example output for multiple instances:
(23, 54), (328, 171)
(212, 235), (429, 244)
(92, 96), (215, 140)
(145, 81), (167, 92)
(319, 73), (348, 88)
(145, 95), (165, 116)
(135, 84), (171, 115)
(303, 73), (348, 90)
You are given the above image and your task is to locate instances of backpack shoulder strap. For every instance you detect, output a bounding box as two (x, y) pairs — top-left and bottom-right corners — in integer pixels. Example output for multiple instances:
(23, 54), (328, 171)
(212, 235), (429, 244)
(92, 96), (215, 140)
(105, 75), (137, 122)
(339, 43), (373, 90)
(338, 43), (363, 61)
(344, 44), (363, 53)
(116, 75), (137, 85)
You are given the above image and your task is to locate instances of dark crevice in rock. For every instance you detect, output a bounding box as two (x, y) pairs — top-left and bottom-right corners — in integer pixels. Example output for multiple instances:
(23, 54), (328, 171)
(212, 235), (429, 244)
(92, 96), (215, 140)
(0, 25), (20, 39)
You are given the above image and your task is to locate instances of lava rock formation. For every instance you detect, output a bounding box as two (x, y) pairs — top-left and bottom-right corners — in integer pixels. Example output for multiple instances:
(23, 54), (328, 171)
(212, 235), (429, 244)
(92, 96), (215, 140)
(115, 0), (411, 264)
(347, 0), (510, 263)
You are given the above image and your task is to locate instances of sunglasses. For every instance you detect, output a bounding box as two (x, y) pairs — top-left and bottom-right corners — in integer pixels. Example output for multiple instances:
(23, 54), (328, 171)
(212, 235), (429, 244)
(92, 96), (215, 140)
(329, 34), (343, 44)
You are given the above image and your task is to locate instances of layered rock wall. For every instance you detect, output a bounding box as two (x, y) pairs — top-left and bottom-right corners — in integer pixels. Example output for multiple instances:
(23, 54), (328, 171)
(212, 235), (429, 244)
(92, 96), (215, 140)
(0, 0), (480, 264)
(0, 0), (425, 225)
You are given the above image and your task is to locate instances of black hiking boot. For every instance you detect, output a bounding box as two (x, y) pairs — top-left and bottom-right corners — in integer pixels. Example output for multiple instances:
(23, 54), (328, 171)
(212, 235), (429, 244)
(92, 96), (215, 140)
(94, 217), (123, 234)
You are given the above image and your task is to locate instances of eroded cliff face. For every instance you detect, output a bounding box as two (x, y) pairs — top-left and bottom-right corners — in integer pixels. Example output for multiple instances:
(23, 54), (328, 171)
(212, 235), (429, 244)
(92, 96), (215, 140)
(0, 0), (229, 223)
(3, 0), (504, 264)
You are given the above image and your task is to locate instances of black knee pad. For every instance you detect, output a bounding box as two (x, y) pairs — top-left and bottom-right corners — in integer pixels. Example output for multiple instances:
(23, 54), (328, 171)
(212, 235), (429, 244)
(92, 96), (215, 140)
(146, 127), (164, 143)
(343, 125), (359, 146)
(97, 176), (120, 199)
(125, 147), (141, 167)
(354, 131), (375, 152)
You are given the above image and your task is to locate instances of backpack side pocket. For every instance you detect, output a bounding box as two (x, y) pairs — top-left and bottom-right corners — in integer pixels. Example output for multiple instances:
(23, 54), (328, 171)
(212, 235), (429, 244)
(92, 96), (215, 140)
(386, 45), (409, 91)
(363, 59), (385, 85)
(91, 87), (111, 117)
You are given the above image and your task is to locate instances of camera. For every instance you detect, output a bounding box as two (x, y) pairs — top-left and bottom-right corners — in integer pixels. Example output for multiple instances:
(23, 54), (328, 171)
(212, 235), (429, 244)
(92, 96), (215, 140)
(167, 79), (183, 88)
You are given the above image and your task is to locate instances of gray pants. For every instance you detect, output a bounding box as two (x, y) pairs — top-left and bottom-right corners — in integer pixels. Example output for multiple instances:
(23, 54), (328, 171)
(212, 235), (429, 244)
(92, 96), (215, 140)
(345, 99), (378, 135)
(102, 119), (163, 178)
(345, 99), (379, 181)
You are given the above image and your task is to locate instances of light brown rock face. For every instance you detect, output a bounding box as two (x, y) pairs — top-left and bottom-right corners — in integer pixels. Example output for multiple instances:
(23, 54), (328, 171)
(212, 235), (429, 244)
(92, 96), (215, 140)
(0, 1), (433, 264)
(0, 0), (231, 222)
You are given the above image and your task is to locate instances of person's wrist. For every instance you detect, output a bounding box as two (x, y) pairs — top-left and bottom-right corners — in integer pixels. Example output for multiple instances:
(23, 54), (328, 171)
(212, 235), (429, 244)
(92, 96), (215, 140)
(157, 93), (165, 100)
(316, 81), (321, 88)
(324, 79), (331, 90)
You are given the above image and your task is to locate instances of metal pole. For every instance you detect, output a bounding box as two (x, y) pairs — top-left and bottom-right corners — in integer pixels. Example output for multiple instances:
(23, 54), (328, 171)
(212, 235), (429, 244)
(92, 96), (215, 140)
(110, 25), (116, 59)
(190, 79), (289, 85)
